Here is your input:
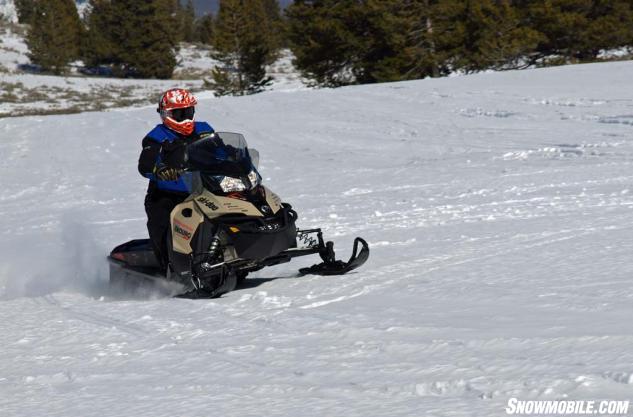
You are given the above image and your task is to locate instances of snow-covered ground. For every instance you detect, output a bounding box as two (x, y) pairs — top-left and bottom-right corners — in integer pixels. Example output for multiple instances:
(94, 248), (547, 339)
(0, 0), (17, 23)
(2, 60), (633, 416)
(173, 45), (306, 92)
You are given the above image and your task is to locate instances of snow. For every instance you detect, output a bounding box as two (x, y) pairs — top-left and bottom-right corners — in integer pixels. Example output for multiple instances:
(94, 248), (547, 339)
(3, 60), (633, 416)
(0, 0), (17, 23)
(75, 0), (90, 19)
(0, 24), (28, 71)
(598, 47), (633, 59)
(265, 49), (309, 92)
(173, 43), (220, 79)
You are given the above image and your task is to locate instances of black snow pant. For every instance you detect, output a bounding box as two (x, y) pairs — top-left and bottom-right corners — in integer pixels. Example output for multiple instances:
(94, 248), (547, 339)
(144, 190), (187, 270)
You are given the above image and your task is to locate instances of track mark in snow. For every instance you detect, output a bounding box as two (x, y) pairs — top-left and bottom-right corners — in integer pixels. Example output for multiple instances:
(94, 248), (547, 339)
(529, 97), (608, 107)
(0, 186), (40, 202)
(603, 371), (633, 385)
(299, 287), (373, 309)
(36, 295), (150, 337)
(296, 222), (629, 309)
(342, 187), (373, 196)
(88, 217), (145, 225)
(415, 379), (482, 397)
(23, 372), (76, 385)
(235, 291), (293, 309)
(497, 141), (625, 161)
(459, 107), (519, 118)
(370, 238), (416, 247)
(599, 115), (633, 126)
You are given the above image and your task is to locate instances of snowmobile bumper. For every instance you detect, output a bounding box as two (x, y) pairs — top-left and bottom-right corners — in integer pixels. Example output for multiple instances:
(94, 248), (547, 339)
(214, 206), (298, 260)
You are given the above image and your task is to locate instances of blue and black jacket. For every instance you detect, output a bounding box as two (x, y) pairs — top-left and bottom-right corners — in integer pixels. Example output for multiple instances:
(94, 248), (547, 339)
(138, 122), (215, 195)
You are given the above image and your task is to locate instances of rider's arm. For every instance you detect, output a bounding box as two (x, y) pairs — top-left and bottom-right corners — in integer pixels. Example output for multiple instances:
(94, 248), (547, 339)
(138, 136), (161, 179)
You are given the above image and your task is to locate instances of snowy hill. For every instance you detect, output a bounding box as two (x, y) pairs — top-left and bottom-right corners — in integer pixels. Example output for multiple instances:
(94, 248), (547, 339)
(3, 61), (633, 416)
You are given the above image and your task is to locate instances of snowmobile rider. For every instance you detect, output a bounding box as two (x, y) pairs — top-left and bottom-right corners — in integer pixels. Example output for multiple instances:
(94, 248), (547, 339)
(138, 88), (215, 270)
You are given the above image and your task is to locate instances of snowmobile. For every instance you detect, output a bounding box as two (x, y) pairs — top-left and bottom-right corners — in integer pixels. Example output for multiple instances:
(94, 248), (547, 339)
(108, 132), (369, 298)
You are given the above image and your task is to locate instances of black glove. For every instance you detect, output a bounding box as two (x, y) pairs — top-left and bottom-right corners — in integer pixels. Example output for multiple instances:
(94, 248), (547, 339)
(154, 164), (182, 181)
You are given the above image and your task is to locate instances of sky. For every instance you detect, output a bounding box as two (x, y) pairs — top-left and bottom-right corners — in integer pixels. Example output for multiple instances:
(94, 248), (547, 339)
(190, 0), (294, 15)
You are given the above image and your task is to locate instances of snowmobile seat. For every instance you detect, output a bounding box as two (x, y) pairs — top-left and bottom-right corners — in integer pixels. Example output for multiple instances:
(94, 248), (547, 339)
(109, 239), (161, 269)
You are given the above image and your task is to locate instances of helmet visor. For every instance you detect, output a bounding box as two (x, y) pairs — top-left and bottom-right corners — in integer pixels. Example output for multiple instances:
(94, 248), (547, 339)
(170, 106), (195, 122)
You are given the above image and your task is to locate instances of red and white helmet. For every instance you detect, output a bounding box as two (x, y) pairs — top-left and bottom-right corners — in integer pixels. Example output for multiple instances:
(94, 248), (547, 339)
(158, 88), (198, 135)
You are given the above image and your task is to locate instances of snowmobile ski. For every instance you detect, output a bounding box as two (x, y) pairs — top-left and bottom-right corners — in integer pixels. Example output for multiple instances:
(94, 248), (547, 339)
(298, 237), (369, 276)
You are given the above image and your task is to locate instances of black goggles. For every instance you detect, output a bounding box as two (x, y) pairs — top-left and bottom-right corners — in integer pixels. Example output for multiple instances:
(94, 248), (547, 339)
(169, 106), (195, 122)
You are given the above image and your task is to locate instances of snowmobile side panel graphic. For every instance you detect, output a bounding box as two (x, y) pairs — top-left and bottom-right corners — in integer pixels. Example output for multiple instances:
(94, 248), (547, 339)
(170, 200), (204, 255)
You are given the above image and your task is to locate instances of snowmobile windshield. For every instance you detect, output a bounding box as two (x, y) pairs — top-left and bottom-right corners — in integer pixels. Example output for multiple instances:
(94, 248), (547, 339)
(186, 132), (255, 177)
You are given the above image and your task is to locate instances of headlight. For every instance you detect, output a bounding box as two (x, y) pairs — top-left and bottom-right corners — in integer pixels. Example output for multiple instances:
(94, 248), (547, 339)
(219, 176), (247, 192)
(247, 170), (260, 188)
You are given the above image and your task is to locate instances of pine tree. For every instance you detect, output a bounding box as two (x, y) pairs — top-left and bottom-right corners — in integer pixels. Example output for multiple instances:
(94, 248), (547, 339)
(286, 0), (363, 86)
(394, 0), (439, 79)
(352, 0), (407, 83)
(287, 0), (633, 86)
(194, 14), (215, 45)
(83, 0), (117, 67)
(361, 0), (460, 82)
(116, 0), (178, 78)
(404, 0), (468, 78)
(287, 0), (426, 85)
(261, 0), (286, 52)
(455, 0), (543, 72)
(514, 0), (633, 63)
(84, 0), (178, 78)
(14, 0), (37, 24)
(582, 0), (633, 59)
(211, 0), (276, 95)
(26, 0), (84, 74)
(180, 0), (197, 43)
(519, 0), (592, 61)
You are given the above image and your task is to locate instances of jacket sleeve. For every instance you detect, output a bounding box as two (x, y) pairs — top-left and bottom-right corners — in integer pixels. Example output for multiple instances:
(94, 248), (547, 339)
(138, 136), (161, 179)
